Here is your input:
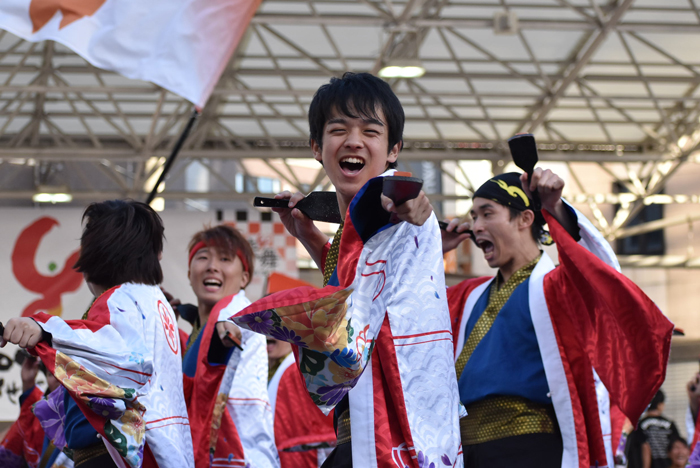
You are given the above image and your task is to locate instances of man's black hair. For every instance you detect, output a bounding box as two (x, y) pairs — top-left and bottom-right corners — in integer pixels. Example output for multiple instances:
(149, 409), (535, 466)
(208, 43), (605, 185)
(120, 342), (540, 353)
(308, 72), (404, 169)
(74, 199), (164, 288)
(649, 389), (665, 411)
(508, 206), (543, 244)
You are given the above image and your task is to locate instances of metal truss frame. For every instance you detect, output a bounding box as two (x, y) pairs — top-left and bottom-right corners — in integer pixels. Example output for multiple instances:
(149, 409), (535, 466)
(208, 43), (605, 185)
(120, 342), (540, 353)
(2, 0), (700, 252)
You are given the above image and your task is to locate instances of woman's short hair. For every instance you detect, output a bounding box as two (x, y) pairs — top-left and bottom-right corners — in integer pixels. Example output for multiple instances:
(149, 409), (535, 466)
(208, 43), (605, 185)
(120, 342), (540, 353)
(74, 200), (164, 288)
(188, 224), (255, 287)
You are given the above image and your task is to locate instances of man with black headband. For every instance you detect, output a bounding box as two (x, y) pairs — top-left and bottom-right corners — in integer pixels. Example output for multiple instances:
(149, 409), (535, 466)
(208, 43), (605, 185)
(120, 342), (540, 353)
(443, 168), (673, 468)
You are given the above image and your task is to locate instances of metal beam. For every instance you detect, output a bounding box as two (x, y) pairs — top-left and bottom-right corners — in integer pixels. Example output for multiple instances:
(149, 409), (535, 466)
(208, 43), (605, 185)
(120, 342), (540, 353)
(0, 110), (691, 126)
(9, 66), (700, 83)
(613, 212), (700, 240)
(248, 14), (700, 33)
(525, 0), (636, 133)
(617, 255), (700, 269)
(5, 85), (700, 103)
(0, 148), (663, 162)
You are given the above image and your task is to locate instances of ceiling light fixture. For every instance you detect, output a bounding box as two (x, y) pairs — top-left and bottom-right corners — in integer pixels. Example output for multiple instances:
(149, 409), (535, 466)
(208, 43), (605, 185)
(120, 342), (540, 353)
(33, 193), (72, 203)
(33, 188), (73, 204)
(378, 59), (426, 79)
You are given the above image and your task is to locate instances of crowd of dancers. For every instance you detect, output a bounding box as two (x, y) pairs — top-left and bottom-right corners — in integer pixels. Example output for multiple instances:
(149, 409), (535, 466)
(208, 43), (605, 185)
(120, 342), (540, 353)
(0, 72), (679, 468)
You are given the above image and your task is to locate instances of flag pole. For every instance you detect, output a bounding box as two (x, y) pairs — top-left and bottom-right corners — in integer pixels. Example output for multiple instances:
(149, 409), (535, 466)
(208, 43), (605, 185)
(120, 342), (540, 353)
(146, 107), (200, 205)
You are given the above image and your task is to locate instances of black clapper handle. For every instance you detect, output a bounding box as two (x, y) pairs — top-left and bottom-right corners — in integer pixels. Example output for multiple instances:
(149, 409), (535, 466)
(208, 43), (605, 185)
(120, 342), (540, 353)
(254, 192), (342, 224)
(508, 133), (542, 211)
(438, 221), (478, 246)
(253, 198), (290, 209)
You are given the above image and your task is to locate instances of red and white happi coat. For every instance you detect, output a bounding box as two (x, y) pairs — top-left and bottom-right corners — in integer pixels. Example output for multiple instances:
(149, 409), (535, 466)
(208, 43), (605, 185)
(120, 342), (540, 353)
(187, 290), (278, 468)
(32, 283), (194, 468)
(268, 353), (336, 468)
(447, 205), (674, 468)
(0, 386), (44, 468)
(221, 174), (463, 468)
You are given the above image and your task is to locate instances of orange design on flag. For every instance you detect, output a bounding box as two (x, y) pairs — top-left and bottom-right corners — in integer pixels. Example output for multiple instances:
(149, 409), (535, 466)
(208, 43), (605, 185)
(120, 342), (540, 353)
(29, 0), (107, 33)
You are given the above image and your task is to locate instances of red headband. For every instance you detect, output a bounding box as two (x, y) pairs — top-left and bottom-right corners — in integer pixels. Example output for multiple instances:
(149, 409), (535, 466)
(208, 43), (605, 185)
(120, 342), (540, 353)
(188, 241), (249, 273)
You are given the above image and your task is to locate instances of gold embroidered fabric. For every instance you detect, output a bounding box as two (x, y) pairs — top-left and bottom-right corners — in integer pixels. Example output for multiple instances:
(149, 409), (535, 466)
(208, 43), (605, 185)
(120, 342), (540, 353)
(323, 222), (344, 287)
(336, 409), (352, 445)
(460, 396), (556, 445)
(455, 254), (541, 379)
(183, 319), (203, 359)
(72, 442), (110, 466)
(268, 352), (291, 382)
(38, 441), (56, 468)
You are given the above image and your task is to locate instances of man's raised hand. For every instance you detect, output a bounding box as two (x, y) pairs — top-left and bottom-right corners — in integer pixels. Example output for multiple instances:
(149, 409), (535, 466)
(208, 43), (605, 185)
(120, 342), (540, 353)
(216, 321), (243, 349)
(520, 168), (565, 213)
(1, 317), (43, 349)
(441, 218), (473, 254)
(271, 191), (330, 271)
(272, 191), (324, 240)
(380, 190), (433, 226)
(520, 168), (580, 239)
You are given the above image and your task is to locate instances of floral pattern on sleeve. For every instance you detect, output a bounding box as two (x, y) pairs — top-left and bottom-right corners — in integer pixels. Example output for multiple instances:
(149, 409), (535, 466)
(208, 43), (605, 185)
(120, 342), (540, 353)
(232, 288), (382, 414)
(52, 351), (146, 468)
(32, 386), (68, 450)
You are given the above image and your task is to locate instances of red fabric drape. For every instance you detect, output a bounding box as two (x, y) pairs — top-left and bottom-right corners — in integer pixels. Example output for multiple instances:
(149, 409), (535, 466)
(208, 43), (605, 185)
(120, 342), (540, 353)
(187, 305), (245, 468)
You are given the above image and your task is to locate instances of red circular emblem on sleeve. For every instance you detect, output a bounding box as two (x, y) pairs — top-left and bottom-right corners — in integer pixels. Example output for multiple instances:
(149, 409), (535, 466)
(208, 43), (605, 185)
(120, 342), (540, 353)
(158, 300), (179, 354)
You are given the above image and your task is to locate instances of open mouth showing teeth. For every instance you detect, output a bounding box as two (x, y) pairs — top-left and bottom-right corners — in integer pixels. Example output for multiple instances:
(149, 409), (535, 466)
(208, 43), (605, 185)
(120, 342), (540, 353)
(203, 279), (222, 287)
(339, 157), (365, 173)
(478, 240), (494, 253)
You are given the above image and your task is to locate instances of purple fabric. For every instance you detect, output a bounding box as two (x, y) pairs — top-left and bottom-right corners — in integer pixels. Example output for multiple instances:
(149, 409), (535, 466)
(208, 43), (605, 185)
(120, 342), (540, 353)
(237, 310), (274, 335)
(0, 446), (25, 468)
(32, 386), (67, 450)
(87, 396), (125, 420)
(690, 439), (700, 468)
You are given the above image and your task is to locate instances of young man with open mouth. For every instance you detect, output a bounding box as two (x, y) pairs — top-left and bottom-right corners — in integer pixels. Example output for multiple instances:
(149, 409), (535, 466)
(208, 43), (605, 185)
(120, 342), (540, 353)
(443, 170), (674, 468)
(221, 72), (463, 468)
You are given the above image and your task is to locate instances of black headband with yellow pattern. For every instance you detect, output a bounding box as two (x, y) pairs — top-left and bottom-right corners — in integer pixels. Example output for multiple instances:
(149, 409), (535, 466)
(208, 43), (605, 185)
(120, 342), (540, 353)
(473, 172), (553, 245)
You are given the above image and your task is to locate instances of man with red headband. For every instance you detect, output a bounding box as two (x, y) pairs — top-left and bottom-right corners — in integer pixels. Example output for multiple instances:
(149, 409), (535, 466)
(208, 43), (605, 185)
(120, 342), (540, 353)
(181, 224), (278, 468)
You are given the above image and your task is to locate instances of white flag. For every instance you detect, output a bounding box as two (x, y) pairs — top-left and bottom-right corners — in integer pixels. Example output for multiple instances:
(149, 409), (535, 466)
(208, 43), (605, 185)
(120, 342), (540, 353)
(0, 0), (262, 107)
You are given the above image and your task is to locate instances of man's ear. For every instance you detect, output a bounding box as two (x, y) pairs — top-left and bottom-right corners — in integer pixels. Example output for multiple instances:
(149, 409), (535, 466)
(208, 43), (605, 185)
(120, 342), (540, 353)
(387, 141), (401, 164)
(240, 271), (250, 289)
(519, 209), (535, 232)
(311, 139), (323, 164)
